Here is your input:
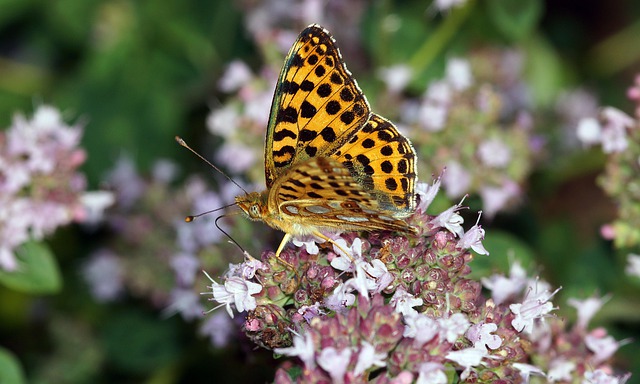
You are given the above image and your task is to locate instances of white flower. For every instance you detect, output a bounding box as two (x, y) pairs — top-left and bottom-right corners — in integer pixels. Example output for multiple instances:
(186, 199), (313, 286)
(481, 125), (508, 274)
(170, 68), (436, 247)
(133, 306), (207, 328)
(547, 358), (576, 382)
(415, 175), (442, 214)
(438, 313), (470, 343)
(479, 180), (520, 218)
(206, 104), (239, 137)
(324, 282), (356, 312)
(199, 310), (235, 348)
(584, 330), (623, 364)
(510, 282), (560, 333)
(204, 272), (262, 318)
(389, 287), (423, 318)
(274, 331), (316, 369)
(378, 65), (413, 93)
(481, 260), (528, 305)
(458, 212), (489, 255)
(416, 362), (448, 384)
(331, 237), (363, 271)
(567, 295), (609, 330)
(583, 369), (631, 384)
(78, 191), (115, 226)
(292, 235), (321, 254)
(513, 363), (546, 382)
(446, 347), (487, 381)
(317, 347), (352, 384)
(403, 313), (438, 347)
(218, 60), (253, 92)
(431, 199), (466, 237)
(441, 161), (471, 198)
(164, 288), (205, 321)
(433, 0), (467, 12)
(576, 117), (602, 146)
(625, 253), (640, 277)
(446, 58), (473, 91)
(477, 138), (511, 168)
(353, 341), (386, 376)
(465, 322), (502, 351)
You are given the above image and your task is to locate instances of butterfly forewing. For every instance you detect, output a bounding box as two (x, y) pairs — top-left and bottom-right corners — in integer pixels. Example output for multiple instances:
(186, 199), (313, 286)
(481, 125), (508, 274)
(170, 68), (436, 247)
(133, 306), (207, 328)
(265, 25), (371, 187)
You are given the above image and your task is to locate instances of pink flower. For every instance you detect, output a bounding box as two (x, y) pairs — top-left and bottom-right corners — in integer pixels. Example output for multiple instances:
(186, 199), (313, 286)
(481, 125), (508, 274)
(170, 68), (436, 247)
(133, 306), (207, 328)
(170, 252), (201, 286)
(600, 107), (634, 153)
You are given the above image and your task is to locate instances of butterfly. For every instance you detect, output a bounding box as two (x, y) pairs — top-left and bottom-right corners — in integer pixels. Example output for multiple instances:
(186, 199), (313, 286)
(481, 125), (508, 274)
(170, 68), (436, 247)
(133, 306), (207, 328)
(235, 24), (417, 261)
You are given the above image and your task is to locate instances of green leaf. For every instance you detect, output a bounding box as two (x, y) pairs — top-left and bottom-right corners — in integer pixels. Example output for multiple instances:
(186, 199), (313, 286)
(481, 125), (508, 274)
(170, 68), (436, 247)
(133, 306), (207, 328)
(486, 0), (543, 41)
(0, 347), (26, 384)
(0, 241), (62, 294)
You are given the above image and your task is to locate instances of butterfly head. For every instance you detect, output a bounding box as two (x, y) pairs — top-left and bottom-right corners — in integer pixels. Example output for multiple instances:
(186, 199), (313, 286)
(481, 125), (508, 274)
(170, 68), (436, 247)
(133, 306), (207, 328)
(235, 191), (269, 220)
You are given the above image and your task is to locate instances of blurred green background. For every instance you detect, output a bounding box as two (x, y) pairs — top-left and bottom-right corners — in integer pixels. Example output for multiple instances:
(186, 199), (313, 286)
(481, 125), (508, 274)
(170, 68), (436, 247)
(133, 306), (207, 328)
(1, 0), (639, 382)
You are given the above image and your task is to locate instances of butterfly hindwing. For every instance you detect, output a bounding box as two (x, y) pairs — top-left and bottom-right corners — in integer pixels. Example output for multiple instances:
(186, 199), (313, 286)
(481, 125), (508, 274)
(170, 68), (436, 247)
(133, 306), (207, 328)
(265, 25), (371, 187)
(270, 157), (413, 233)
(333, 114), (417, 215)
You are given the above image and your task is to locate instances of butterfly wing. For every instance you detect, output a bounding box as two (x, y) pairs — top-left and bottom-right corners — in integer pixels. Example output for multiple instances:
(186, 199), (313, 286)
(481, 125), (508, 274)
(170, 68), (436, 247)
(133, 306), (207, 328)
(264, 24), (371, 187)
(333, 114), (417, 215)
(269, 157), (414, 234)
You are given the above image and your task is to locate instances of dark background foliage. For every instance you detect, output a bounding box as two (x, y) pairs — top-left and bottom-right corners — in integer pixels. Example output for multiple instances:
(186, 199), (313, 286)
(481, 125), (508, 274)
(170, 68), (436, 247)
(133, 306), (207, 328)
(1, 0), (639, 382)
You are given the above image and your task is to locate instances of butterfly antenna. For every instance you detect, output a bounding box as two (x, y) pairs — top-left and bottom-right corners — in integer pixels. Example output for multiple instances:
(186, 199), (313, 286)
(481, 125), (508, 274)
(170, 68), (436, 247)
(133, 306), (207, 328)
(184, 202), (237, 222)
(175, 136), (248, 194)
(215, 214), (246, 254)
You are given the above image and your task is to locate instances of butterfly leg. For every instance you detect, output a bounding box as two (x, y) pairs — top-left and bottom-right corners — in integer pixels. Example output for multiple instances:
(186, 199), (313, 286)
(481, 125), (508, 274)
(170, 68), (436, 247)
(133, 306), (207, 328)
(274, 233), (296, 269)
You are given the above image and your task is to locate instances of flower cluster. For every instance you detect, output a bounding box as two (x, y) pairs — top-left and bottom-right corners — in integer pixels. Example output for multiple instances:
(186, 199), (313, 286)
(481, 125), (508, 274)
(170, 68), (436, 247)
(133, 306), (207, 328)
(378, 52), (537, 217)
(81, 156), (243, 346)
(203, 181), (629, 383)
(0, 106), (109, 271)
(575, 74), (640, 250)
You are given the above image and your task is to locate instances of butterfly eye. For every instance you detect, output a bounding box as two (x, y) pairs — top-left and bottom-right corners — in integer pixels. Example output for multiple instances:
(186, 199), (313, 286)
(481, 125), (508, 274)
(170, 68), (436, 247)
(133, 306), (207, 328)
(250, 205), (260, 217)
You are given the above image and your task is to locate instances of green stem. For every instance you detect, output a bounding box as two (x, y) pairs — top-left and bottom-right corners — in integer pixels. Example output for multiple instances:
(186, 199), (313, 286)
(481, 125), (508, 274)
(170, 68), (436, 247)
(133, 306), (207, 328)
(408, 0), (476, 76)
